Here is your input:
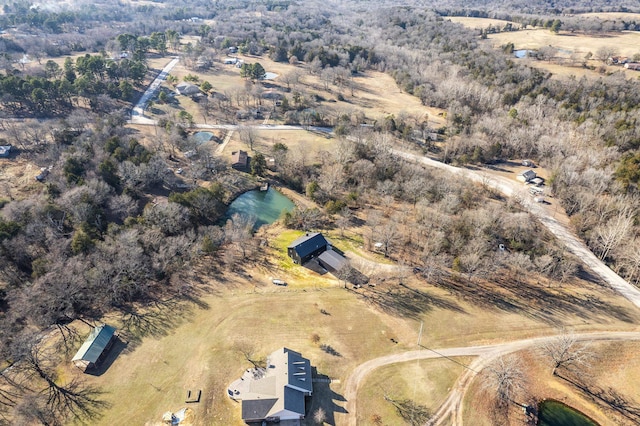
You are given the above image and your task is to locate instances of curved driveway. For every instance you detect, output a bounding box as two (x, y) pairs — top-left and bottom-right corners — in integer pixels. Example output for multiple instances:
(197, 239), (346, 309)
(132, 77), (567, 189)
(341, 331), (640, 426)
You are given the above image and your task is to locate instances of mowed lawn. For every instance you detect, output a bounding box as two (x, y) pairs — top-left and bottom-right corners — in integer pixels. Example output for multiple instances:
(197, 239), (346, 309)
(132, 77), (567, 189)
(68, 254), (640, 426)
(357, 357), (472, 425)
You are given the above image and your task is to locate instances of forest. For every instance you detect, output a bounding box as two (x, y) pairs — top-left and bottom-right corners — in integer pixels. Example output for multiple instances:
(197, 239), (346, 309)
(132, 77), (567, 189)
(1, 0), (640, 423)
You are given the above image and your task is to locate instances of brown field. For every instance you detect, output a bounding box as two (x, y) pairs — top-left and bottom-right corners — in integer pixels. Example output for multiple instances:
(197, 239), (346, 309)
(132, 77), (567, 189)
(447, 16), (517, 29)
(489, 28), (640, 58)
(463, 341), (640, 425)
(356, 357), (472, 425)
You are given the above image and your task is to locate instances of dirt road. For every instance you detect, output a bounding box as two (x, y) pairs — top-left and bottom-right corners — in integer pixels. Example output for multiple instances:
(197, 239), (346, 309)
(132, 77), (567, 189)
(340, 331), (640, 426)
(392, 149), (640, 311)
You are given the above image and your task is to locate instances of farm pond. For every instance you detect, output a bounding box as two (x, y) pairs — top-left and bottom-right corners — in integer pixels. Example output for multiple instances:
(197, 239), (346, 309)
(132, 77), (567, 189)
(537, 400), (598, 426)
(224, 188), (294, 229)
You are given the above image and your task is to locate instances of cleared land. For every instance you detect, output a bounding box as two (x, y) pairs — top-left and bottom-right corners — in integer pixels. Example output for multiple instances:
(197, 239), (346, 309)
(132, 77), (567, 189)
(447, 16), (517, 29)
(489, 28), (640, 58)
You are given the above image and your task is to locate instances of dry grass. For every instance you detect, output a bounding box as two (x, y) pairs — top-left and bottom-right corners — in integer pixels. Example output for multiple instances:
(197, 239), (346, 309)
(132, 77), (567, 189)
(579, 12), (640, 20)
(463, 341), (640, 425)
(489, 28), (640, 58)
(447, 16), (517, 29)
(0, 155), (44, 201)
(357, 357), (472, 425)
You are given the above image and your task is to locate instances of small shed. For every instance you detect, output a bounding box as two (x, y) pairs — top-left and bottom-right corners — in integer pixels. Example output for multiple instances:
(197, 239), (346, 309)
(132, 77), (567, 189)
(0, 145), (11, 158)
(231, 150), (249, 170)
(318, 250), (348, 273)
(517, 169), (536, 183)
(72, 324), (117, 372)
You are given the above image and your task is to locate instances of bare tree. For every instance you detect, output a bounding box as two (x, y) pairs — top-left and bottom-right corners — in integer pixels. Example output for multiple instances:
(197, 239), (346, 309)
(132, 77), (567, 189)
(238, 125), (257, 151)
(383, 393), (431, 426)
(313, 407), (327, 424)
(541, 330), (592, 376)
(481, 355), (527, 416)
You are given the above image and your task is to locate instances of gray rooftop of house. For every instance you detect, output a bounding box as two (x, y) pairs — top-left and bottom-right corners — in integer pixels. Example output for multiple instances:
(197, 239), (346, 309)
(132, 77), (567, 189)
(238, 347), (312, 420)
(72, 324), (116, 364)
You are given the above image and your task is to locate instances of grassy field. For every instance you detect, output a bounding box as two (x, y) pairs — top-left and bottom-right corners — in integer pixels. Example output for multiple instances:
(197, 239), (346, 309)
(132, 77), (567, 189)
(489, 27), (640, 58)
(463, 341), (640, 425)
(447, 16), (517, 29)
(356, 357), (472, 425)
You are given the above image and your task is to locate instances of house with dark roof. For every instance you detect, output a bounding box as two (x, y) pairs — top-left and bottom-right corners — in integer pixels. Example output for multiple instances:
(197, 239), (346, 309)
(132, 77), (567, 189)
(287, 232), (329, 265)
(517, 169), (537, 183)
(232, 150), (249, 170)
(231, 348), (313, 424)
(72, 324), (117, 372)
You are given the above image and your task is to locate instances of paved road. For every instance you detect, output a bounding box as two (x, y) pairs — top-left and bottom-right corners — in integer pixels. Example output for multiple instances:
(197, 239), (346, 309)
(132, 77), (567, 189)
(340, 331), (640, 426)
(392, 149), (640, 311)
(130, 57), (180, 125)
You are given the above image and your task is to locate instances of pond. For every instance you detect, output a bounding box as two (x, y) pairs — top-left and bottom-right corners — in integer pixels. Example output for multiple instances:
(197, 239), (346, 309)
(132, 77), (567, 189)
(263, 72), (279, 80)
(538, 400), (598, 426)
(224, 188), (295, 230)
(192, 131), (214, 145)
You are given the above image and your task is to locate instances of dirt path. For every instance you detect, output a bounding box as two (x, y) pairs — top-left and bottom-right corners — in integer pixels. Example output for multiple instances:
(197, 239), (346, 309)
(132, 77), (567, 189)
(340, 331), (640, 426)
(130, 57), (180, 125)
(392, 149), (640, 311)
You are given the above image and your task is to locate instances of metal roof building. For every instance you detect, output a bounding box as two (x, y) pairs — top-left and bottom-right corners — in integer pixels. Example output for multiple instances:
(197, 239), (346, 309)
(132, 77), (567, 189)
(287, 232), (329, 265)
(72, 324), (117, 372)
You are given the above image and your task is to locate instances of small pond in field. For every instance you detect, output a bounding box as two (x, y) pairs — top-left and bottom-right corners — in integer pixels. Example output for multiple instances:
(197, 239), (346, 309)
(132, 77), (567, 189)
(224, 188), (294, 230)
(192, 131), (214, 145)
(538, 400), (598, 426)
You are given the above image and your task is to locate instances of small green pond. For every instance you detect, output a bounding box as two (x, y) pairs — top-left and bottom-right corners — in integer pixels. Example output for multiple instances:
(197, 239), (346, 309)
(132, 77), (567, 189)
(538, 400), (598, 426)
(224, 188), (294, 229)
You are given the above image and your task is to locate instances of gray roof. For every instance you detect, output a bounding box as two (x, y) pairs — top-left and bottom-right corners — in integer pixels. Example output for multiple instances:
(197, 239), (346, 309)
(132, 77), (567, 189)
(242, 398), (278, 420)
(318, 249), (348, 272)
(519, 170), (536, 179)
(0, 145), (10, 157)
(175, 82), (201, 95)
(72, 324), (116, 364)
(288, 233), (328, 259)
(239, 347), (312, 421)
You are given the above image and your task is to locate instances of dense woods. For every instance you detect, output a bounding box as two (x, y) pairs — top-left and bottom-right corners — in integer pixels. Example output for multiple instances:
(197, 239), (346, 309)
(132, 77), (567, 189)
(1, 0), (640, 422)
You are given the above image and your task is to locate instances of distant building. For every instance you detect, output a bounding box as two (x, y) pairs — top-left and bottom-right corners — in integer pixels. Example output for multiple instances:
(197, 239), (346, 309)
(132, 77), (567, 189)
(72, 324), (117, 372)
(625, 63), (640, 71)
(224, 57), (238, 65)
(0, 145), (11, 158)
(517, 169), (537, 183)
(231, 150), (249, 170)
(230, 347), (313, 424)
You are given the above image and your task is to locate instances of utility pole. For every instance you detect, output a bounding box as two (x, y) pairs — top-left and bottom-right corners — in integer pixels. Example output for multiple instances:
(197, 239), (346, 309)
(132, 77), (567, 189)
(417, 321), (423, 346)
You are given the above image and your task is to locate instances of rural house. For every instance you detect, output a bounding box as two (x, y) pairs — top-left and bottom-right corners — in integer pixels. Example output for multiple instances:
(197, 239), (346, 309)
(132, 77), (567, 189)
(230, 347), (313, 424)
(72, 324), (117, 372)
(517, 169), (537, 183)
(231, 150), (249, 170)
(287, 232), (330, 265)
(0, 145), (11, 158)
(175, 82), (201, 96)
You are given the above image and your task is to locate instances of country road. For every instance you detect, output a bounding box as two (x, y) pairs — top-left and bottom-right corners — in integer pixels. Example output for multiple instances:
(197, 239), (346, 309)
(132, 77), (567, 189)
(340, 331), (640, 426)
(392, 149), (640, 311)
(130, 57), (180, 125)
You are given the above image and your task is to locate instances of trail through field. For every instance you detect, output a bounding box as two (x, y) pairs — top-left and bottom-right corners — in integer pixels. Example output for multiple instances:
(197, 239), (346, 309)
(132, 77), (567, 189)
(340, 331), (640, 426)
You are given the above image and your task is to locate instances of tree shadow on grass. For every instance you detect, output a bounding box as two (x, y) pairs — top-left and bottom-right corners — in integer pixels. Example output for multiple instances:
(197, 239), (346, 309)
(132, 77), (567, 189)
(354, 282), (465, 320)
(432, 274), (638, 325)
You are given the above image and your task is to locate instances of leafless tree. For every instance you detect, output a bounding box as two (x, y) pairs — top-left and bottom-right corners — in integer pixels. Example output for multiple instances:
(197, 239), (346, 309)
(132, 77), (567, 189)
(541, 330), (593, 376)
(481, 355), (527, 416)
(383, 393), (431, 426)
(238, 125), (257, 151)
(313, 407), (327, 424)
